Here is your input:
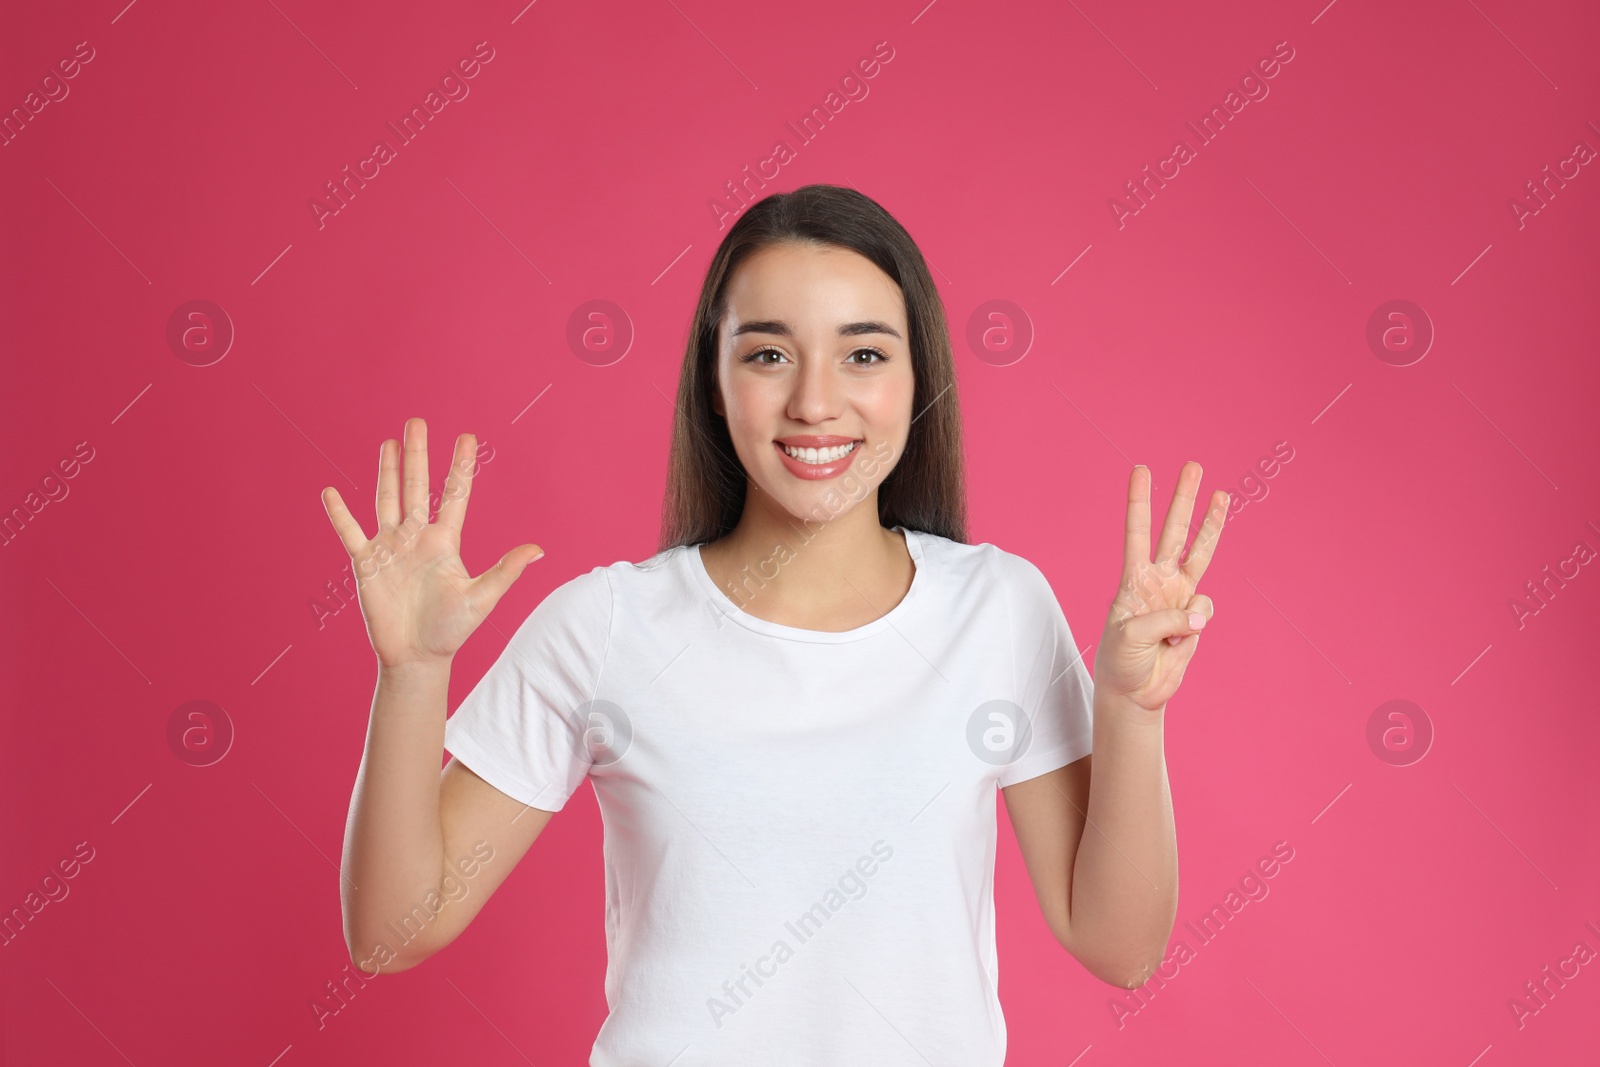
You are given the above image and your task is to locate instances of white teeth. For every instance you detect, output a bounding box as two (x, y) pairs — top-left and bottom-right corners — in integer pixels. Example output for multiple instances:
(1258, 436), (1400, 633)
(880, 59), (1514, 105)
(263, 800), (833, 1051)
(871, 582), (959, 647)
(781, 441), (857, 463)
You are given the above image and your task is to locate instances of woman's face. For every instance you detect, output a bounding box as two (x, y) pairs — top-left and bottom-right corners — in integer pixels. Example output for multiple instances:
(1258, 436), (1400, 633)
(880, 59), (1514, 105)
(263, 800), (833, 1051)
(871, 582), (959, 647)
(713, 241), (916, 525)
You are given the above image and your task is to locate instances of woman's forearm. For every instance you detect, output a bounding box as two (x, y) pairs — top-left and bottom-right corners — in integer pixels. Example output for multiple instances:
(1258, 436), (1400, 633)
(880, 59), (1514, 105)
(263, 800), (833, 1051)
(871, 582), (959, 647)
(339, 659), (453, 970)
(1068, 690), (1179, 987)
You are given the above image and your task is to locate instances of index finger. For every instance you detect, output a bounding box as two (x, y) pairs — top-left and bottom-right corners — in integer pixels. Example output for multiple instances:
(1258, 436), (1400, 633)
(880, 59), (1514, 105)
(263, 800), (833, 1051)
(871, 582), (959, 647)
(1123, 464), (1152, 576)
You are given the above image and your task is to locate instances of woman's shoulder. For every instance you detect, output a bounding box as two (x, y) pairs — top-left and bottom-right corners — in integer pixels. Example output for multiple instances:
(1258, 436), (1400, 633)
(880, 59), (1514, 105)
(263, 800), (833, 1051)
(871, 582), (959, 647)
(909, 526), (1039, 585)
(539, 544), (684, 596)
(504, 544), (689, 649)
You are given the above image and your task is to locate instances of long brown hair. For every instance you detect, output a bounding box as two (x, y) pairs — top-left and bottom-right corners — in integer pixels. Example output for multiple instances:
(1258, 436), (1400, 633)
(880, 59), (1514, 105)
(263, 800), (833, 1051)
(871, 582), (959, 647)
(658, 184), (967, 552)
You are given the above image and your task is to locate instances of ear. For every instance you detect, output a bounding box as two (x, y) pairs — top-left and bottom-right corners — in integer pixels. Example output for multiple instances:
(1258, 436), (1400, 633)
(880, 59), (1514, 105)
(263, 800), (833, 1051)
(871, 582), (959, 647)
(710, 380), (724, 417)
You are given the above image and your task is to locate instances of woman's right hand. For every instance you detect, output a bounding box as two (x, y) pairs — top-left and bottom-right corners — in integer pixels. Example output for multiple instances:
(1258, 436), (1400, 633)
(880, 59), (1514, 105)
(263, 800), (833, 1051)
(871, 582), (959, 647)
(320, 417), (543, 670)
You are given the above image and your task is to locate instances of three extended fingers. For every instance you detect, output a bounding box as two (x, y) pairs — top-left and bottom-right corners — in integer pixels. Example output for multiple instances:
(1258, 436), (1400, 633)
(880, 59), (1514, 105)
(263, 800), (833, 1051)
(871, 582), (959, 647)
(1123, 462), (1230, 588)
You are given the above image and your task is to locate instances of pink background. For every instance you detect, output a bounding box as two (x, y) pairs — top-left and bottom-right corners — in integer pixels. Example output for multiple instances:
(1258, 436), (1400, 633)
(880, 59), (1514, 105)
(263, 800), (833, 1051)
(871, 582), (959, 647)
(3, 0), (1598, 1063)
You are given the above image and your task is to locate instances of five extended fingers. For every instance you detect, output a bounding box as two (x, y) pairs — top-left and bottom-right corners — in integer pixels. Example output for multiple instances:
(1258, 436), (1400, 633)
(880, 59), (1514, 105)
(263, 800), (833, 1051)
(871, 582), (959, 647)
(327, 417), (499, 563)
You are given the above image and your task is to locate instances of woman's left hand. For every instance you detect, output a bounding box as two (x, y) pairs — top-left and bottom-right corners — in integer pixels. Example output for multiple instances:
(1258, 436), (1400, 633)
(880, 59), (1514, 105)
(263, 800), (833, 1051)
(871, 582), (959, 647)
(1094, 462), (1229, 713)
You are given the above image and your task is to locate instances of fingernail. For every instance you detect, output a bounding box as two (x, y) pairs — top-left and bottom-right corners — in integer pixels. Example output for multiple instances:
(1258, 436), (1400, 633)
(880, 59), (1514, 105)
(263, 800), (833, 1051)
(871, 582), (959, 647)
(1188, 612), (1206, 630)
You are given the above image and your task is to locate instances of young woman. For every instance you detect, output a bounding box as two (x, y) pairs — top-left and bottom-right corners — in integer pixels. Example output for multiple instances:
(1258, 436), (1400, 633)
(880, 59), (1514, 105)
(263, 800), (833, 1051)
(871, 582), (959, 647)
(324, 184), (1228, 1064)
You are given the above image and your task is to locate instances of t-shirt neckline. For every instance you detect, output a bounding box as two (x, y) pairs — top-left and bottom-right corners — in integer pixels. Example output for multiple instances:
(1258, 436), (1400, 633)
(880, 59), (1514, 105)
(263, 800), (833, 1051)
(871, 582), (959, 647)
(687, 525), (925, 643)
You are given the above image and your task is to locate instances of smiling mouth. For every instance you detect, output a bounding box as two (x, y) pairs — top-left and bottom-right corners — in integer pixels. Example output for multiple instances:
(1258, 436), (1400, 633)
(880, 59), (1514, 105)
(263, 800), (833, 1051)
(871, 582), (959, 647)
(777, 440), (860, 464)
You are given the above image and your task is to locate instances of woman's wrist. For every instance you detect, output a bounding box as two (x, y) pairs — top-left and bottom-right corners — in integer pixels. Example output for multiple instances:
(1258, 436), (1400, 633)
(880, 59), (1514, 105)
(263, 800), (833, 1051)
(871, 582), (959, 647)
(376, 656), (453, 687)
(1094, 688), (1167, 730)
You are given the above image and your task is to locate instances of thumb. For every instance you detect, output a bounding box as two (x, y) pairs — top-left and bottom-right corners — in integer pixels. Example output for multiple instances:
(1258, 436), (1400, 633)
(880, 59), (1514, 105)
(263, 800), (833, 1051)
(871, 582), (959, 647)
(472, 543), (544, 609)
(1159, 595), (1213, 646)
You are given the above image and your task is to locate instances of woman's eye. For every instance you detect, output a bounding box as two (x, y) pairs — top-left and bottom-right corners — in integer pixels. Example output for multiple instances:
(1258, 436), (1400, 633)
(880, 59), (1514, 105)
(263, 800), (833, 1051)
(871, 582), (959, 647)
(743, 347), (887, 365)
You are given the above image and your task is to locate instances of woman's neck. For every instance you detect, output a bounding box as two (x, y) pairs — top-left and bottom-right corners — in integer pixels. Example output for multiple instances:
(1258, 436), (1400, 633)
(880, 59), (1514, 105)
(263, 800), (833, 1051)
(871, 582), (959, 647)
(698, 498), (913, 632)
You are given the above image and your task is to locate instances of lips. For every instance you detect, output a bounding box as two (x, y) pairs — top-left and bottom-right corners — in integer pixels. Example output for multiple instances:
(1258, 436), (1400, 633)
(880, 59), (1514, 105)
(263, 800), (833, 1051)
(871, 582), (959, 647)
(773, 438), (862, 481)
(774, 435), (858, 448)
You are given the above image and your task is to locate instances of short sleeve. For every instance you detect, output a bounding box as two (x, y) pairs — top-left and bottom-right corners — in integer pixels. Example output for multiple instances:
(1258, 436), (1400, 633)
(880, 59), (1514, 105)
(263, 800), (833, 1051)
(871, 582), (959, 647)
(443, 565), (614, 811)
(993, 550), (1096, 788)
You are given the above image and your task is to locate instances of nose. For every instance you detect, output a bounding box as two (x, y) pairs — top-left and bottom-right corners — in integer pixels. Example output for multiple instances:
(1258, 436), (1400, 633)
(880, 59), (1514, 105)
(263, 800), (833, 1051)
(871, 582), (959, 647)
(785, 351), (845, 424)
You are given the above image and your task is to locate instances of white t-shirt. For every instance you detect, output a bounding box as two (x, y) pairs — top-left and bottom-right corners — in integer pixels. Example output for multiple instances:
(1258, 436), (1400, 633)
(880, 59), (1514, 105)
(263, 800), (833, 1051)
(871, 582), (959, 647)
(443, 525), (1096, 1066)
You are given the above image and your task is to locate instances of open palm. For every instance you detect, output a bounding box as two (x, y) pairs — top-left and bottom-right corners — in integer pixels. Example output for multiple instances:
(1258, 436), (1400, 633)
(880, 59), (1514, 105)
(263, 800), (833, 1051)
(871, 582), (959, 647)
(1094, 462), (1229, 712)
(320, 418), (543, 670)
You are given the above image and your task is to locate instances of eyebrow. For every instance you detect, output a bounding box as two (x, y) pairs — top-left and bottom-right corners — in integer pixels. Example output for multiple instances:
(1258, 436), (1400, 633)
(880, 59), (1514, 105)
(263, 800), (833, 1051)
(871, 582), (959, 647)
(731, 319), (903, 340)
